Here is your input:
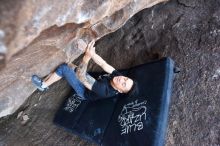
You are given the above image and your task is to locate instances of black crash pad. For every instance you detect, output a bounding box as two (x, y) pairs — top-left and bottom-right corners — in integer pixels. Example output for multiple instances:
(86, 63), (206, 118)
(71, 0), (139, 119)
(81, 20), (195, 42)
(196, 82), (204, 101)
(53, 57), (175, 146)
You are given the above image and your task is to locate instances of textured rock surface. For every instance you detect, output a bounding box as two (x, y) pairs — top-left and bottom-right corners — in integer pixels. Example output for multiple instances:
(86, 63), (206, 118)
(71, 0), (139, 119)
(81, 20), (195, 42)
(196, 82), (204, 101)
(0, 30), (6, 69)
(0, 0), (220, 145)
(0, 0), (168, 117)
(1, 0), (167, 59)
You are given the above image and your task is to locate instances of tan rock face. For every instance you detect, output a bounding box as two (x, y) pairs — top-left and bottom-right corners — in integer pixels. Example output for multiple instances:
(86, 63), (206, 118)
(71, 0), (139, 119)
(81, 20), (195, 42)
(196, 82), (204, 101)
(0, 0), (168, 117)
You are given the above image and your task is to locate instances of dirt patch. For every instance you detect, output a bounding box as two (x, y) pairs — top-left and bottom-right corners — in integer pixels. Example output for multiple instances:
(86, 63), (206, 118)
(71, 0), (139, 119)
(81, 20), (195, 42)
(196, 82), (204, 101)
(0, 0), (220, 145)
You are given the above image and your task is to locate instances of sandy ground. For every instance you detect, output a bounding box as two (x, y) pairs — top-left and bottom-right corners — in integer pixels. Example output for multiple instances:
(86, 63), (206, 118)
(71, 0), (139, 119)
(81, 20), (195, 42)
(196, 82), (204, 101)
(0, 0), (220, 145)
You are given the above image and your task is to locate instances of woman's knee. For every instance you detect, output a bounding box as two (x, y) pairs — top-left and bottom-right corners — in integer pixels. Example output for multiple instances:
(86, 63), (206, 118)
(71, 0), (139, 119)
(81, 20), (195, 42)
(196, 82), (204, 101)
(55, 63), (69, 77)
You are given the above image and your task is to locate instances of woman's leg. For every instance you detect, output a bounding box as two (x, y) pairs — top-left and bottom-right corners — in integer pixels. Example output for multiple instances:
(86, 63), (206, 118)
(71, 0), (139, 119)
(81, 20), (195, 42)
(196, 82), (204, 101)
(54, 63), (86, 99)
(32, 63), (85, 97)
(32, 68), (63, 91)
(42, 63), (77, 87)
(43, 72), (62, 87)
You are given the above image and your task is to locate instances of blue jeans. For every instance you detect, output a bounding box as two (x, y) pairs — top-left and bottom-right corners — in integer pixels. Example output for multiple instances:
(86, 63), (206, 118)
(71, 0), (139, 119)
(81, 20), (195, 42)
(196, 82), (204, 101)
(55, 63), (86, 99)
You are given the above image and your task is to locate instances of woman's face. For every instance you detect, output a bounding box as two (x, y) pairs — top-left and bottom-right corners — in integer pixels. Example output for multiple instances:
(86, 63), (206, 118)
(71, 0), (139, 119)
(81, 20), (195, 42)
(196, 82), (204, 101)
(112, 76), (133, 93)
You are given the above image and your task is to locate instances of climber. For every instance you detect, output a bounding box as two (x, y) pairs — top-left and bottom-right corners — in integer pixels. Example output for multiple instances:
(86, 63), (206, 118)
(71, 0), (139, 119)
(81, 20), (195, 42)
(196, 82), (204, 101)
(32, 40), (138, 100)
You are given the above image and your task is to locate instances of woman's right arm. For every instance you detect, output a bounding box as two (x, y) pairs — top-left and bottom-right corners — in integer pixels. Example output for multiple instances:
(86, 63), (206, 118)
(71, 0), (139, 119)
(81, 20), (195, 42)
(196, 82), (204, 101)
(88, 40), (115, 74)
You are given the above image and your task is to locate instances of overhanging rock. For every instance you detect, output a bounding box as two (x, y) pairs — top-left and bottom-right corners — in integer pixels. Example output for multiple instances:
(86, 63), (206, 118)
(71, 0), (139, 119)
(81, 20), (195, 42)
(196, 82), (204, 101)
(0, 0), (168, 118)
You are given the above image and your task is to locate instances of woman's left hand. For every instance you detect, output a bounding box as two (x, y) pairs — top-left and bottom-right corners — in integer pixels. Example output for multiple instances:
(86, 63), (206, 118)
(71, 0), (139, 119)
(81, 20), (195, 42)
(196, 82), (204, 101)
(85, 40), (96, 57)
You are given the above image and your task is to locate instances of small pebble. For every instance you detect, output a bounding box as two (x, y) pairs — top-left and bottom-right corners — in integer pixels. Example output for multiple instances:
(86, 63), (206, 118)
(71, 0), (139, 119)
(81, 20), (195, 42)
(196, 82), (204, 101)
(173, 120), (178, 126)
(169, 133), (175, 145)
(21, 115), (30, 125)
(22, 115), (29, 121)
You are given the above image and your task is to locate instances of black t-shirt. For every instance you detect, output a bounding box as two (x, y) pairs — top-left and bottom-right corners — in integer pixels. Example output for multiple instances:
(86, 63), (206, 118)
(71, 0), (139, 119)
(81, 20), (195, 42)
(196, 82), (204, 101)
(85, 70), (122, 100)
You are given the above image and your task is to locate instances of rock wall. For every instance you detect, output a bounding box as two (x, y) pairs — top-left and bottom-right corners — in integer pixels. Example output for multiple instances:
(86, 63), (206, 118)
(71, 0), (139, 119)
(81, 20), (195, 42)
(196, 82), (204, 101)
(0, 0), (168, 117)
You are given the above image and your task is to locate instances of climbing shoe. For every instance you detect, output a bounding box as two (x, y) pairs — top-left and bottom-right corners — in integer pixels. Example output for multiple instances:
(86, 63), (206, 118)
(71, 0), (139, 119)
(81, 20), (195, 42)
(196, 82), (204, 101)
(31, 75), (48, 91)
